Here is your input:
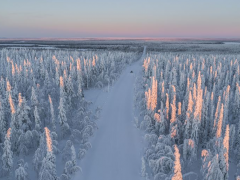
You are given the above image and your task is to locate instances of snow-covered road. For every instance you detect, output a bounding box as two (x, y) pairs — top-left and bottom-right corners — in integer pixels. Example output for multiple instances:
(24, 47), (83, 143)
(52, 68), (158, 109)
(73, 47), (146, 180)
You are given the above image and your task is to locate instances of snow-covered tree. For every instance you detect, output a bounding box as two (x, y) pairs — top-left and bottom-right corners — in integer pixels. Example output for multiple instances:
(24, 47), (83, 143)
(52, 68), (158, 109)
(172, 145), (183, 180)
(58, 96), (70, 138)
(0, 95), (6, 143)
(31, 86), (38, 107)
(141, 157), (146, 177)
(15, 160), (28, 180)
(49, 95), (56, 131)
(2, 128), (13, 174)
(16, 93), (31, 132)
(34, 106), (41, 131)
(39, 127), (57, 180)
(39, 152), (58, 180)
(183, 139), (196, 166)
(61, 145), (81, 179)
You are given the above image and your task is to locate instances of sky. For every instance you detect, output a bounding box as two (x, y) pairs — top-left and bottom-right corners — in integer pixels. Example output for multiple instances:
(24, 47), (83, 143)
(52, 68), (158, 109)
(0, 0), (240, 38)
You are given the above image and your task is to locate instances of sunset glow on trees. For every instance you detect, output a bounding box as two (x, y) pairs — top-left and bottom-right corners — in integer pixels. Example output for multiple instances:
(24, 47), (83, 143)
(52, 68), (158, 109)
(45, 127), (52, 153)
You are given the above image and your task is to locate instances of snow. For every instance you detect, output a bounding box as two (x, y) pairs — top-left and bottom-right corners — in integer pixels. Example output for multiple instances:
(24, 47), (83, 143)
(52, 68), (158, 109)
(73, 47), (146, 180)
(224, 42), (240, 45)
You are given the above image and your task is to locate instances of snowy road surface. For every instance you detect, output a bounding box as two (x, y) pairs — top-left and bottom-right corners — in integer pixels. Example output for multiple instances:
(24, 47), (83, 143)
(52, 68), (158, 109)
(73, 47), (146, 180)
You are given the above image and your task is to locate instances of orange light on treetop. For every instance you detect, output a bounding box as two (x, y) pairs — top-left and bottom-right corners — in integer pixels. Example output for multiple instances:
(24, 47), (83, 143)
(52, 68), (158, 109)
(45, 127), (53, 153)
(6, 128), (11, 139)
(9, 94), (15, 114)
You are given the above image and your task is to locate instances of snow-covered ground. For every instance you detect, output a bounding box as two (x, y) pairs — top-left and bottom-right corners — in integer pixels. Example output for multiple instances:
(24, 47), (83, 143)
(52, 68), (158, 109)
(73, 47), (146, 180)
(224, 42), (240, 45)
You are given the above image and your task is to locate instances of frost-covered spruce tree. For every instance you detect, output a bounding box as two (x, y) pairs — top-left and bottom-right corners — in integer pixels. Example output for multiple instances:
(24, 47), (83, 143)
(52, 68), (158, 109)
(39, 57), (45, 80)
(31, 86), (38, 107)
(39, 153), (57, 180)
(18, 130), (34, 155)
(184, 91), (194, 140)
(201, 92), (210, 143)
(229, 124), (235, 152)
(59, 76), (67, 103)
(0, 95), (6, 143)
(16, 93), (31, 132)
(2, 128), (13, 174)
(76, 58), (83, 98)
(58, 95), (70, 138)
(62, 140), (73, 162)
(141, 157), (146, 177)
(222, 124), (229, 180)
(9, 93), (22, 153)
(201, 149), (224, 180)
(55, 67), (60, 86)
(67, 75), (75, 98)
(33, 131), (47, 172)
(15, 160), (28, 180)
(0, 77), (5, 97)
(12, 81), (18, 99)
(65, 74), (75, 108)
(190, 117), (200, 148)
(34, 106), (41, 131)
(236, 113), (240, 160)
(44, 69), (51, 95)
(172, 145), (183, 180)
(61, 144), (81, 179)
(39, 127), (58, 180)
(59, 76), (70, 138)
(49, 95), (56, 131)
(183, 139), (196, 166)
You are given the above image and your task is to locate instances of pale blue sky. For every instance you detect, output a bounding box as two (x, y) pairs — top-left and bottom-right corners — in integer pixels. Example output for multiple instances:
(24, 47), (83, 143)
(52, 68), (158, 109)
(0, 0), (240, 38)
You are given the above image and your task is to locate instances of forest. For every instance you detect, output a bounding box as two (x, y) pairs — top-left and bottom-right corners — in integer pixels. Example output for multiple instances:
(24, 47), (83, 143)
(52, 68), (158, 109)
(0, 48), (138, 179)
(1, 46), (240, 180)
(137, 53), (240, 180)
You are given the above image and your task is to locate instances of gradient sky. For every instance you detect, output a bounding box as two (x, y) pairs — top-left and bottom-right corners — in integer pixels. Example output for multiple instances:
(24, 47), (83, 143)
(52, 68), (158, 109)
(1, 0), (240, 38)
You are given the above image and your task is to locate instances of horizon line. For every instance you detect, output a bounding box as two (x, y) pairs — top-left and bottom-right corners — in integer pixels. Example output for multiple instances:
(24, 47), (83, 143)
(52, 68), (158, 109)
(1, 37), (240, 41)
